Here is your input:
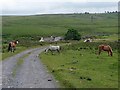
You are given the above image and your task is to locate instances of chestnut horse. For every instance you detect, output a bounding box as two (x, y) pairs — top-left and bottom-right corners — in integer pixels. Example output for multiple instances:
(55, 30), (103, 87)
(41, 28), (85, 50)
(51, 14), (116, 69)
(8, 40), (19, 52)
(98, 44), (113, 56)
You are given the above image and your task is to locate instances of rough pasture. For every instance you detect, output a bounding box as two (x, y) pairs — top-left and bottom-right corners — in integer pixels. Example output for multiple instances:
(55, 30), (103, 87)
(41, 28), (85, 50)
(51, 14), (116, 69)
(2, 13), (119, 87)
(40, 42), (119, 88)
(2, 13), (118, 57)
(2, 13), (118, 40)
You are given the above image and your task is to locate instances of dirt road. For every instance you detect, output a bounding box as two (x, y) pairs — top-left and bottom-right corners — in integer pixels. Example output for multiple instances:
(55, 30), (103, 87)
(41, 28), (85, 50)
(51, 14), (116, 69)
(1, 47), (59, 88)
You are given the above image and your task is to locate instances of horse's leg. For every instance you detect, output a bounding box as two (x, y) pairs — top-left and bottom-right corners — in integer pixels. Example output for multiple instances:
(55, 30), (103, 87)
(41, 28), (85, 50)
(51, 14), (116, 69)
(11, 47), (13, 52)
(13, 47), (15, 53)
(51, 51), (54, 55)
(57, 49), (60, 53)
(8, 46), (10, 52)
(14, 47), (16, 51)
(11, 47), (14, 53)
(10, 47), (12, 52)
(49, 49), (53, 54)
(13, 47), (15, 52)
(8, 43), (11, 52)
(98, 49), (101, 55)
(51, 50), (55, 55)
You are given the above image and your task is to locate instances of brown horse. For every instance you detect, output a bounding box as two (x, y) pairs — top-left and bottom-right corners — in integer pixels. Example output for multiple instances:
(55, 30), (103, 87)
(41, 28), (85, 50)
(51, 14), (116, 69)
(8, 40), (19, 52)
(98, 44), (113, 56)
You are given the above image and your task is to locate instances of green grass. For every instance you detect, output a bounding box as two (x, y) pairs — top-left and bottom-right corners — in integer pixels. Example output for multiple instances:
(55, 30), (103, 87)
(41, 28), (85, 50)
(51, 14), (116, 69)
(2, 13), (118, 39)
(2, 13), (118, 58)
(2, 41), (67, 60)
(1, 13), (119, 88)
(40, 42), (119, 88)
(2, 45), (42, 60)
(2, 46), (27, 60)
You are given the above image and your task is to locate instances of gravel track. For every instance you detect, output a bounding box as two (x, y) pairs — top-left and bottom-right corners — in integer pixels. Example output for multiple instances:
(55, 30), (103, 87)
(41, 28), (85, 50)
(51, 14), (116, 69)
(1, 47), (59, 88)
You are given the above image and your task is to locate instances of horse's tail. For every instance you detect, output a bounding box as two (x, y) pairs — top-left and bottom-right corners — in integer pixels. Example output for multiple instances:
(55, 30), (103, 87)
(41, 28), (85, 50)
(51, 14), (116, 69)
(8, 43), (11, 52)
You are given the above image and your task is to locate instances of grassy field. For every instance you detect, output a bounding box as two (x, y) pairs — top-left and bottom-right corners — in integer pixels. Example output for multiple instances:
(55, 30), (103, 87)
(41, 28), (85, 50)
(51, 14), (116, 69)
(2, 13), (118, 40)
(1, 13), (119, 88)
(2, 46), (27, 60)
(2, 41), (66, 60)
(40, 42), (119, 88)
(2, 13), (118, 53)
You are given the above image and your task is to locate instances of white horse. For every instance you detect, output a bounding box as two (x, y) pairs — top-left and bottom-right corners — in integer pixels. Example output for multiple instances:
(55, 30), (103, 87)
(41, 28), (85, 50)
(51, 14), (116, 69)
(84, 38), (92, 42)
(39, 37), (44, 42)
(45, 45), (61, 53)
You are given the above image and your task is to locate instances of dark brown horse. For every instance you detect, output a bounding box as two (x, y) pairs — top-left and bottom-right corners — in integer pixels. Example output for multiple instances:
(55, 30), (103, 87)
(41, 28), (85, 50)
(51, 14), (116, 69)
(98, 44), (113, 56)
(8, 40), (19, 52)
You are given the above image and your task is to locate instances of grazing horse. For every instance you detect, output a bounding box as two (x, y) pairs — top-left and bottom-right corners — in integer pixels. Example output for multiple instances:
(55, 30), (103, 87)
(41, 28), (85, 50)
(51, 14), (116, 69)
(45, 45), (61, 53)
(98, 44), (113, 56)
(8, 40), (19, 52)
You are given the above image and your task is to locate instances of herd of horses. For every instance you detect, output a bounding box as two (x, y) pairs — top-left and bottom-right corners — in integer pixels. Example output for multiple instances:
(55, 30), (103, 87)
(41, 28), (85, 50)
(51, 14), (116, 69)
(7, 40), (113, 56)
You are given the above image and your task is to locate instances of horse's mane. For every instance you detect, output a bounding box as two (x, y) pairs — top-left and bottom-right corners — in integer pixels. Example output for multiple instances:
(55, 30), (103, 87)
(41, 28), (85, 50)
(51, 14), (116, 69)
(107, 45), (113, 52)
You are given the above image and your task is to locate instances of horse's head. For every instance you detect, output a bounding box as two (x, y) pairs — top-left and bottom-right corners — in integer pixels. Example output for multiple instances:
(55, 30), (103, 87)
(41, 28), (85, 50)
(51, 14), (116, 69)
(110, 52), (113, 56)
(44, 48), (49, 53)
(44, 49), (47, 52)
(15, 40), (19, 44)
(109, 49), (113, 56)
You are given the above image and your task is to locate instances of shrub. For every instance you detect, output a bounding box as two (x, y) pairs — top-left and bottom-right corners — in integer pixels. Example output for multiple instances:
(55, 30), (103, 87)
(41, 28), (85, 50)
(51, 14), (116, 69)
(65, 29), (81, 40)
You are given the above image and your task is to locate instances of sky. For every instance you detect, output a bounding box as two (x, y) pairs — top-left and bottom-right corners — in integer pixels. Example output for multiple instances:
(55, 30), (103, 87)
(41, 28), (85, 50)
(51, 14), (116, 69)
(0, 0), (119, 15)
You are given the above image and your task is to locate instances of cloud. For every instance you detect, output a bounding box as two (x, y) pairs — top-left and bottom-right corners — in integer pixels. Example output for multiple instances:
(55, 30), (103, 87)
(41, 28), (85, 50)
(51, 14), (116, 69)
(0, 0), (119, 15)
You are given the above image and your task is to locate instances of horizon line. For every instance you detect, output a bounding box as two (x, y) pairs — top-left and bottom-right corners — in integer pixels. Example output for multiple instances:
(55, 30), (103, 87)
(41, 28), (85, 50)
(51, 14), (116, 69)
(0, 11), (119, 16)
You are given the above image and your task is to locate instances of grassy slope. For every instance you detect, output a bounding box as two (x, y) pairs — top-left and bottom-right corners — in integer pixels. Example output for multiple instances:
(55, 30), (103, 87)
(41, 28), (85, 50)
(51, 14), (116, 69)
(2, 13), (118, 39)
(40, 42), (118, 88)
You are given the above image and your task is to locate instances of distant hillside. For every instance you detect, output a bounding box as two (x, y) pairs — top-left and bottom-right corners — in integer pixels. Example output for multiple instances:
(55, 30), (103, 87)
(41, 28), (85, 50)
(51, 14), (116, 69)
(2, 13), (118, 39)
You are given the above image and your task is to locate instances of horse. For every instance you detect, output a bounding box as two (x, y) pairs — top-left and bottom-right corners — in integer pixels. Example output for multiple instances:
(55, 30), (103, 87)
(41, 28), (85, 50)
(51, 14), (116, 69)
(39, 37), (44, 42)
(84, 38), (92, 42)
(8, 40), (19, 52)
(45, 45), (61, 54)
(98, 44), (113, 56)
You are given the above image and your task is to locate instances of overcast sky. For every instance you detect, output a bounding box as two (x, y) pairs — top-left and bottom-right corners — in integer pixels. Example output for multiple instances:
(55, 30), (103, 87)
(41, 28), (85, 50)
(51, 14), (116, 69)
(0, 0), (119, 15)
